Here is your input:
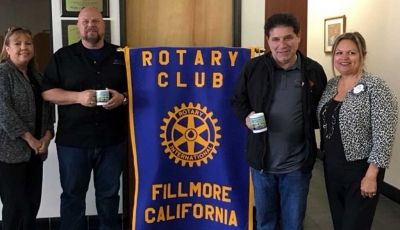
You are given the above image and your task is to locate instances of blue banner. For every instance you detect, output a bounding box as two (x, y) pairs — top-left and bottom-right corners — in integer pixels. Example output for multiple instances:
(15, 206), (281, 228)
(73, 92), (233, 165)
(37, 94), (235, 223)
(124, 47), (254, 230)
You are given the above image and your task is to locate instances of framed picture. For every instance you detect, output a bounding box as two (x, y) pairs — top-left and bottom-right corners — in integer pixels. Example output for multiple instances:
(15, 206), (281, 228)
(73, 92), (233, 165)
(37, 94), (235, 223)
(61, 0), (110, 18)
(61, 20), (111, 47)
(324, 15), (346, 53)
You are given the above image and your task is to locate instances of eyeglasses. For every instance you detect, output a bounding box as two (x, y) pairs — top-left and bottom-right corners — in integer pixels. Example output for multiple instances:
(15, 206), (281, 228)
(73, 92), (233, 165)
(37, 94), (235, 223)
(7, 27), (32, 35)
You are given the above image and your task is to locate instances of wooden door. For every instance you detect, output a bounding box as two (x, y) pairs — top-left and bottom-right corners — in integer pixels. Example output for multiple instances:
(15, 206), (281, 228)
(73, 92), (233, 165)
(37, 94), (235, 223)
(264, 0), (308, 54)
(126, 0), (234, 47)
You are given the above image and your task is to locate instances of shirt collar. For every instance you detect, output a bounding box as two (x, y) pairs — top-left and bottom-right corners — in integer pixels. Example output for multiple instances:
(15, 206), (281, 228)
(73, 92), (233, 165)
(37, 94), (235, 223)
(270, 52), (302, 71)
(72, 40), (113, 55)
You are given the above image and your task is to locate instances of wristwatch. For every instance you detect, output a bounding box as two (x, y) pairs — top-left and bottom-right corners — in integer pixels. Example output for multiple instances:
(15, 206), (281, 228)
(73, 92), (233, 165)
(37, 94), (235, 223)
(122, 92), (128, 105)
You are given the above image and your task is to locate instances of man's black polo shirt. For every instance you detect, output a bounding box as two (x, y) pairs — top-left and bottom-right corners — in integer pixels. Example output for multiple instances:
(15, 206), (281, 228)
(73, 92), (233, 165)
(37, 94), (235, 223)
(42, 41), (127, 148)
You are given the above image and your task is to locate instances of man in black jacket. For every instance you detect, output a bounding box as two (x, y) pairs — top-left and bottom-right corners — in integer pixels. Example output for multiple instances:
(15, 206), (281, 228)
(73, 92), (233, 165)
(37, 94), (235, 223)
(231, 13), (327, 230)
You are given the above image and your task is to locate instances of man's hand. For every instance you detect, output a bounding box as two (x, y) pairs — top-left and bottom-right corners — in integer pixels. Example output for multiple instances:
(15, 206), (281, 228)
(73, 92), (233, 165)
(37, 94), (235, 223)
(102, 88), (124, 110)
(77, 90), (96, 107)
(246, 111), (255, 130)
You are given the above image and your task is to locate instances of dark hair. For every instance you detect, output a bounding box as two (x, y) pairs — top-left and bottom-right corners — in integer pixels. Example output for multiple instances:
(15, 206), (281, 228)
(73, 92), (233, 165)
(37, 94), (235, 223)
(331, 32), (367, 76)
(264, 13), (300, 36)
(0, 27), (37, 70)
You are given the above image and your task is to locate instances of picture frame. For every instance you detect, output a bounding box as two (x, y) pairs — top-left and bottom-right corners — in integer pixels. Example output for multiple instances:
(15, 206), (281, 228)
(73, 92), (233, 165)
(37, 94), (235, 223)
(324, 15), (346, 53)
(61, 20), (111, 47)
(61, 0), (110, 18)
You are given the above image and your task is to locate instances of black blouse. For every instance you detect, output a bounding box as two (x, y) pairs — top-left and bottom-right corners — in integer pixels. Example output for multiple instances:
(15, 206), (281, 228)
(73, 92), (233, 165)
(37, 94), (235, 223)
(27, 71), (43, 140)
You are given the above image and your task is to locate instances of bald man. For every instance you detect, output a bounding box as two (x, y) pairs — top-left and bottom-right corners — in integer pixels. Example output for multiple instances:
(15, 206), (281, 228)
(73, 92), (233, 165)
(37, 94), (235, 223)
(42, 7), (128, 230)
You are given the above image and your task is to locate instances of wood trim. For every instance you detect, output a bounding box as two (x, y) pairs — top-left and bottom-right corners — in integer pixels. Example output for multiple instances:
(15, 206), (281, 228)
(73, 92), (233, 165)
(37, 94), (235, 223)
(118, 1), (129, 228)
(119, 0), (127, 46)
(233, 0), (242, 47)
(49, 0), (54, 53)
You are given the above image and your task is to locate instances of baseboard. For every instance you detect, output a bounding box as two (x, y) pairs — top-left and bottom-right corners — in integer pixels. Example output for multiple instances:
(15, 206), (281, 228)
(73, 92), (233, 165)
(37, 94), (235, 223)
(381, 181), (400, 204)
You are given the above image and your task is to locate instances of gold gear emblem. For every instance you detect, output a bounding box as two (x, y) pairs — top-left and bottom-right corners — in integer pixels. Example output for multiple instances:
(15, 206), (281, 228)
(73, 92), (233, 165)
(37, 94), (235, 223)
(160, 102), (221, 167)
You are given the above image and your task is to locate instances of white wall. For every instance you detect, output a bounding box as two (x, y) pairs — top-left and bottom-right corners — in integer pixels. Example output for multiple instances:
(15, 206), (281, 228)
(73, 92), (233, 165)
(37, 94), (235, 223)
(308, 0), (400, 189)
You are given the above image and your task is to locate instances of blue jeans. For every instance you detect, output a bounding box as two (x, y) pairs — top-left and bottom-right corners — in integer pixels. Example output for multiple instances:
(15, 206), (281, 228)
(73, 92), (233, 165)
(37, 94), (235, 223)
(251, 168), (311, 230)
(57, 140), (126, 230)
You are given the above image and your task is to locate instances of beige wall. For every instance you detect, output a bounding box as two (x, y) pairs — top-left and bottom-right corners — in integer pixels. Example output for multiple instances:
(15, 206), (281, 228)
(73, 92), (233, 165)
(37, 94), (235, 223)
(241, 0), (265, 48)
(308, 0), (400, 189)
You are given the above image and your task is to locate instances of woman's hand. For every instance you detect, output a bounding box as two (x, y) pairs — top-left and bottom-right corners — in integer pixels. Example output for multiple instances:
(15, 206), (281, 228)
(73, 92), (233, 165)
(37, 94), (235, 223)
(37, 131), (52, 155)
(29, 138), (42, 154)
(21, 132), (41, 154)
(360, 164), (380, 198)
(360, 176), (377, 198)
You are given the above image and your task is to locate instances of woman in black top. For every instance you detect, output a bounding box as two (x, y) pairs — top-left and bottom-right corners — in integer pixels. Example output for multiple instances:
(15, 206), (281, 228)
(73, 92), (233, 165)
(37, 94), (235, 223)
(317, 32), (398, 230)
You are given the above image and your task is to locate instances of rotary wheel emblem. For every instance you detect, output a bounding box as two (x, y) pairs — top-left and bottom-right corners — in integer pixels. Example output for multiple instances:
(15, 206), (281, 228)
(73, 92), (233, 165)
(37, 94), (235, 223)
(160, 102), (221, 167)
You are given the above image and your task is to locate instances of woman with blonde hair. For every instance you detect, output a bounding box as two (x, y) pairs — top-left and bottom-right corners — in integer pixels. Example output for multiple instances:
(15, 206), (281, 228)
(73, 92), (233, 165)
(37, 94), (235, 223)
(317, 32), (398, 230)
(0, 27), (54, 230)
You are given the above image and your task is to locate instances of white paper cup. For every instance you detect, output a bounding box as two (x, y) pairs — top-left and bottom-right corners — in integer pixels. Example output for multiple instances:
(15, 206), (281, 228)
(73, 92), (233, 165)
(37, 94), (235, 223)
(96, 90), (110, 106)
(249, 112), (267, 133)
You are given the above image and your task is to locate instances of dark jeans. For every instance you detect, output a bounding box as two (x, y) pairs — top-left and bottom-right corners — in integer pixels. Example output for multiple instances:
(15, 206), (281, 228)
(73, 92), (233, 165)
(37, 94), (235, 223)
(0, 153), (43, 230)
(251, 168), (311, 230)
(57, 140), (126, 230)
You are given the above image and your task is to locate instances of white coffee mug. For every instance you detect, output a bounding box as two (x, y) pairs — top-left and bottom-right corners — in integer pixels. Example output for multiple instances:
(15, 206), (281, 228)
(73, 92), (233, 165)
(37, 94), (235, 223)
(249, 112), (267, 133)
(96, 90), (110, 106)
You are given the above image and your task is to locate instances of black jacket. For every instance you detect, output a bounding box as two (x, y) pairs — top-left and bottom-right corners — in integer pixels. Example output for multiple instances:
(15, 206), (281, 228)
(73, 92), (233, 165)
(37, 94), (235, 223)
(230, 51), (327, 173)
(0, 61), (55, 163)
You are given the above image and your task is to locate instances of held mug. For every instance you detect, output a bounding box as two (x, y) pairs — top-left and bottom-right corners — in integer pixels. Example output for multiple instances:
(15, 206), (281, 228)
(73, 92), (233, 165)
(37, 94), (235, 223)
(249, 112), (267, 133)
(96, 90), (110, 106)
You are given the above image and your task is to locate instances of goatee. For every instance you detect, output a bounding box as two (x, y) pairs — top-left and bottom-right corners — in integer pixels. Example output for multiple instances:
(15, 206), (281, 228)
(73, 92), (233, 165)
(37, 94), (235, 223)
(83, 34), (101, 45)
